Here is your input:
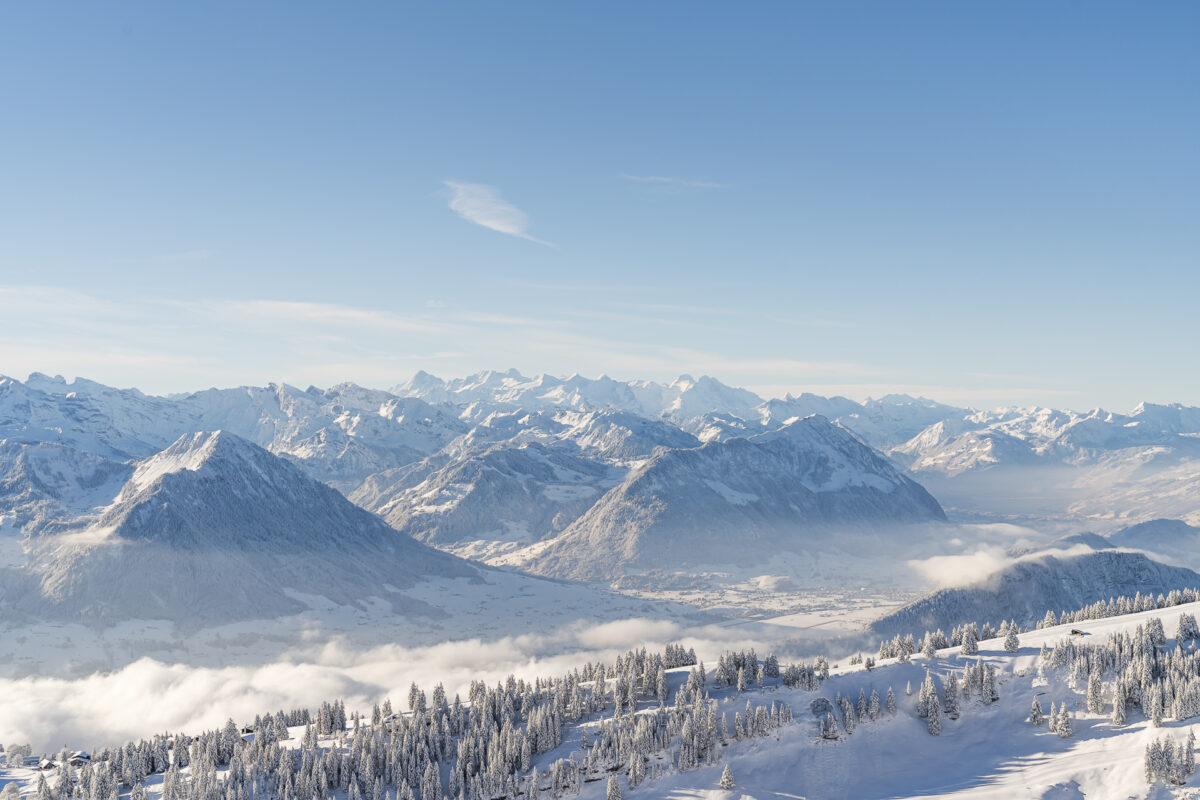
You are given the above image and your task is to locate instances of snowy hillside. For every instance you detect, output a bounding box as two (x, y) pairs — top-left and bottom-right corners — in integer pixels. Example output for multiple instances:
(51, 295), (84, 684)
(7, 588), (1200, 798)
(869, 549), (1200, 639)
(521, 415), (946, 582)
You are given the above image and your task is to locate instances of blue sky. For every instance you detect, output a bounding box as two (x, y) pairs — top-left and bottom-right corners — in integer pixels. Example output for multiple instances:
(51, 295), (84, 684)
(0, 2), (1196, 409)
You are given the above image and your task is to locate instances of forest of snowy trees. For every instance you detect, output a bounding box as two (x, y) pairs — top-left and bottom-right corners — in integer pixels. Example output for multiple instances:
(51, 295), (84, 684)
(15, 645), (799, 800)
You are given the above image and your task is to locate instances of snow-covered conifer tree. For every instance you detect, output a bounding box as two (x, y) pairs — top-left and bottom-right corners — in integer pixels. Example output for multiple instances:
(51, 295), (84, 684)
(944, 673), (960, 720)
(1086, 670), (1104, 714)
(927, 697), (942, 735)
(1004, 626), (1020, 653)
(887, 687), (897, 716)
(1030, 697), (1044, 726)
(820, 712), (838, 740)
(606, 775), (621, 800)
(961, 627), (979, 656)
(1056, 705), (1072, 739)
(719, 764), (734, 790)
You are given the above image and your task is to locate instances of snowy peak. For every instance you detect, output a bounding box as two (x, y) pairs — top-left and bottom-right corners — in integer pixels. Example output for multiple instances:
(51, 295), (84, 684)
(21, 431), (478, 625)
(120, 430), (272, 497)
(523, 415), (945, 581)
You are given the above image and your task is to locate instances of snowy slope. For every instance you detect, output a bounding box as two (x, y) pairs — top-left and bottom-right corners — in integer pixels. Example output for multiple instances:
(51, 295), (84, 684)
(869, 549), (1200, 638)
(522, 416), (946, 582)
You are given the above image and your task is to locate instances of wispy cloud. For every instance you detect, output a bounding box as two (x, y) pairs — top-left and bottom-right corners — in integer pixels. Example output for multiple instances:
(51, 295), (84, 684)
(443, 181), (553, 246)
(621, 174), (726, 190)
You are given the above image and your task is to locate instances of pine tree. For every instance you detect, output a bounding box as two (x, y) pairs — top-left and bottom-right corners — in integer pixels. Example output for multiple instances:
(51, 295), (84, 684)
(627, 755), (645, 789)
(1086, 670), (1104, 714)
(944, 673), (960, 720)
(1110, 691), (1127, 726)
(961, 627), (979, 656)
(1030, 697), (1044, 726)
(927, 696), (942, 735)
(719, 764), (734, 790)
(887, 687), (897, 716)
(1056, 705), (1072, 738)
(820, 712), (839, 740)
(606, 775), (622, 800)
(1004, 626), (1020, 652)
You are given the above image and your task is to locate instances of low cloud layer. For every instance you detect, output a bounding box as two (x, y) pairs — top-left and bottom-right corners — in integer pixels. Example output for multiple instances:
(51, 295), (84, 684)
(0, 618), (785, 752)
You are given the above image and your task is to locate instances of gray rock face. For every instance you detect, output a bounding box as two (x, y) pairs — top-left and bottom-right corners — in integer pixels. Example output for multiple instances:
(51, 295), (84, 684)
(525, 416), (946, 582)
(868, 550), (1200, 638)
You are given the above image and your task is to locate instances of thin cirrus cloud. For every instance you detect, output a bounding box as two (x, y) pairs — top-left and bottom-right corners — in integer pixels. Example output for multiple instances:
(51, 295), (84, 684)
(621, 174), (727, 190)
(443, 181), (553, 246)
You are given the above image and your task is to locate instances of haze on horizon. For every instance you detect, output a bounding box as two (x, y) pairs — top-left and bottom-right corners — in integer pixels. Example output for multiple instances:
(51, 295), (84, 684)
(1, 2), (1197, 410)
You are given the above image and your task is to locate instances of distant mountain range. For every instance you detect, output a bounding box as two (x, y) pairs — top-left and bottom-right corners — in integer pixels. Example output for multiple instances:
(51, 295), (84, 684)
(3, 370), (1198, 618)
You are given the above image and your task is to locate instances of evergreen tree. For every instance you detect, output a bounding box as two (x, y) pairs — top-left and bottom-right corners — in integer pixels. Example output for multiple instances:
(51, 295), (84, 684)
(820, 712), (839, 740)
(1030, 697), (1044, 726)
(629, 753), (646, 788)
(961, 627), (979, 656)
(927, 696), (942, 735)
(1056, 705), (1072, 739)
(606, 775), (622, 800)
(1086, 670), (1104, 714)
(887, 687), (897, 716)
(943, 673), (960, 720)
(719, 764), (734, 790)
(1004, 626), (1020, 653)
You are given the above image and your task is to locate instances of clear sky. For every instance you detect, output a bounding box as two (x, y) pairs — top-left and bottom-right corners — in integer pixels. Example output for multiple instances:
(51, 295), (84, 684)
(1, 2), (1196, 410)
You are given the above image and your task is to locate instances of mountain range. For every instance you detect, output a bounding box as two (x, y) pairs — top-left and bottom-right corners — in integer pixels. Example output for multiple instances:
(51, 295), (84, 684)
(3, 369), (1199, 648)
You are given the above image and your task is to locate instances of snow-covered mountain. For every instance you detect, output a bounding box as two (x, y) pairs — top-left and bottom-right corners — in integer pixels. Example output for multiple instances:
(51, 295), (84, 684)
(351, 440), (621, 557)
(522, 415), (946, 582)
(349, 407), (702, 558)
(7, 370), (1199, 583)
(892, 402), (1200, 476)
(7, 431), (478, 625)
(393, 369), (764, 422)
(1105, 518), (1200, 569)
(760, 393), (963, 449)
(0, 374), (468, 493)
(0, 431), (704, 676)
(868, 549), (1200, 638)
